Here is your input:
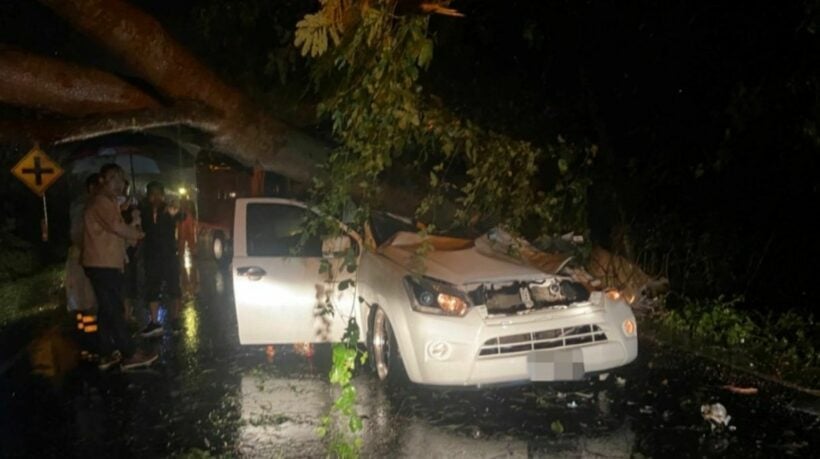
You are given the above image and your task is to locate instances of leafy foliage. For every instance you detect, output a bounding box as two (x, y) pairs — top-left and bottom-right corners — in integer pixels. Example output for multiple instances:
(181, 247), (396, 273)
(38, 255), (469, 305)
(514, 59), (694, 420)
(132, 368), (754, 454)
(299, 0), (592, 239)
(294, 0), (350, 57)
(293, 3), (595, 454)
(656, 296), (820, 387)
(0, 223), (43, 283)
(0, 264), (63, 328)
(660, 296), (754, 347)
(316, 320), (367, 458)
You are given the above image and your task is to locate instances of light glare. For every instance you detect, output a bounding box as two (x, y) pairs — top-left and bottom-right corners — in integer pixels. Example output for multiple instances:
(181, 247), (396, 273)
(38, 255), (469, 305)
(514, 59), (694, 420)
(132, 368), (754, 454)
(437, 293), (468, 316)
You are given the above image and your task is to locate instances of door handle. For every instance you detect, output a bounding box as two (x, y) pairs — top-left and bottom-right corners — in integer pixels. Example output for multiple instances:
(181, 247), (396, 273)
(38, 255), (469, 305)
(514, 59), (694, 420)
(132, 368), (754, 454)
(237, 266), (266, 281)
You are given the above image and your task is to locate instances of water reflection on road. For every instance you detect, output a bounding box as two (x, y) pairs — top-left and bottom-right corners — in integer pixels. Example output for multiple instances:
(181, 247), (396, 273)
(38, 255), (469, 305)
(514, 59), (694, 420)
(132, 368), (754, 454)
(0, 260), (817, 458)
(235, 364), (635, 458)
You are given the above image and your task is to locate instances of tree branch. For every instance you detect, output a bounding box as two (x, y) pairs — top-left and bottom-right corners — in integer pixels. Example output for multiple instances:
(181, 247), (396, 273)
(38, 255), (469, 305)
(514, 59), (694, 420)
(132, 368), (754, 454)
(38, 0), (325, 183)
(0, 103), (219, 145)
(0, 46), (159, 116)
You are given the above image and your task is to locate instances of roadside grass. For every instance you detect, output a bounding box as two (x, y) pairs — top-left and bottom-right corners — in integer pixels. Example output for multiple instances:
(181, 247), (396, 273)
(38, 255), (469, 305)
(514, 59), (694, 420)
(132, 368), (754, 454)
(644, 295), (820, 391)
(0, 264), (64, 329)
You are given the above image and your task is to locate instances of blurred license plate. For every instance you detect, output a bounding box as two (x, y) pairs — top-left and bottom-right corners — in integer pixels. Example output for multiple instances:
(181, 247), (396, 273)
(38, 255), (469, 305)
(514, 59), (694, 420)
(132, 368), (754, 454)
(527, 349), (585, 381)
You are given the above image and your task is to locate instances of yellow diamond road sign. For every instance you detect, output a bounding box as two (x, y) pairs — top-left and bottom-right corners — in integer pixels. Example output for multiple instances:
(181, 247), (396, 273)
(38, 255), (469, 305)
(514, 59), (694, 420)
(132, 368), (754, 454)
(11, 146), (64, 196)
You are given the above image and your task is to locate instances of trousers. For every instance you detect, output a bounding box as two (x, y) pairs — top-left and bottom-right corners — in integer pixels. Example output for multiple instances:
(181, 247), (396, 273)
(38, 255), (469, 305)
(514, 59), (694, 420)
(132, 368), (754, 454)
(83, 267), (135, 357)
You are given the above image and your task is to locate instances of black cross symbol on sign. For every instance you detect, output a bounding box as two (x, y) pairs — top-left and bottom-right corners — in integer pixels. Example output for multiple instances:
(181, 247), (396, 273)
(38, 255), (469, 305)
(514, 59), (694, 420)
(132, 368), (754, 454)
(21, 156), (55, 186)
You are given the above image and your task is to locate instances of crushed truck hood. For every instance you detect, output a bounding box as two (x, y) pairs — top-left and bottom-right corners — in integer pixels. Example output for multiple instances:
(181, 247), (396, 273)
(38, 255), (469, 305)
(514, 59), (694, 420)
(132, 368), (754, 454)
(378, 231), (551, 285)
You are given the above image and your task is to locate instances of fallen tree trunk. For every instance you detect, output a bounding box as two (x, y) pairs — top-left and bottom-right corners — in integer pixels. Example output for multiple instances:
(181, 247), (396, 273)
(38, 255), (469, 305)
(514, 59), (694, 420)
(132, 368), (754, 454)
(0, 46), (159, 116)
(38, 0), (324, 183)
(0, 0), (423, 213)
(0, 102), (220, 146)
(37, 0), (243, 119)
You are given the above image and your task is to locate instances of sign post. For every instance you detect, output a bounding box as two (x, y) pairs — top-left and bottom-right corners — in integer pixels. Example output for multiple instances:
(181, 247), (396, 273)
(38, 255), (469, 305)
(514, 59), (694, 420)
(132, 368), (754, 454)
(11, 145), (64, 242)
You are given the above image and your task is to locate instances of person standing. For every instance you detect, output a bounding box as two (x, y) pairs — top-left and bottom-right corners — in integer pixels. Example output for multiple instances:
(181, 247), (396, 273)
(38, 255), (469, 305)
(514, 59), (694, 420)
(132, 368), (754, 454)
(121, 180), (142, 324)
(67, 173), (99, 359)
(177, 195), (197, 259)
(140, 181), (184, 337)
(83, 164), (157, 370)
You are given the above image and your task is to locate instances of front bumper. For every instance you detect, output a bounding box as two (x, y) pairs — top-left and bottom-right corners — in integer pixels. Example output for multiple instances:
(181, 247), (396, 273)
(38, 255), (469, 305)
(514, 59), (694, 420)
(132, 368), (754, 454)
(394, 293), (638, 386)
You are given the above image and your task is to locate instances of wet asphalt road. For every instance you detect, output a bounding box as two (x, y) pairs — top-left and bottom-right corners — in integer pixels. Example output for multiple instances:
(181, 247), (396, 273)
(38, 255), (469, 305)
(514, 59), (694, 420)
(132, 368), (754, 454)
(1, 261), (818, 458)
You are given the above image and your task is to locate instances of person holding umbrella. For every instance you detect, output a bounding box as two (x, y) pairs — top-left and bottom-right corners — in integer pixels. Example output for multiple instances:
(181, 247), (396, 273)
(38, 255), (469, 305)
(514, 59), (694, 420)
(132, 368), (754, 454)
(83, 164), (158, 370)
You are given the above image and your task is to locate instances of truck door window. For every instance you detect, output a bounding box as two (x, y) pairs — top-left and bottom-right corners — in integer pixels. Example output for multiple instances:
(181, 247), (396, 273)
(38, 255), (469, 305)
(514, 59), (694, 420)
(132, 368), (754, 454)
(246, 204), (322, 257)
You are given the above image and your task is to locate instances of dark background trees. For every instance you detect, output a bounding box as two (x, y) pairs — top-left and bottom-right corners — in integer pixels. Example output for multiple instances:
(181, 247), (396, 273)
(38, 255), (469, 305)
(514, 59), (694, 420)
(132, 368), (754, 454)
(421, 0), (819, 309)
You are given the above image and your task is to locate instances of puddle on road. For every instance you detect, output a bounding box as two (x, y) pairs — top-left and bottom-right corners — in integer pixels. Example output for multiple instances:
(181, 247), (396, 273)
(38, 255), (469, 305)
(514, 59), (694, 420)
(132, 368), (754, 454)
(1, 262), (818, 458)
(3, 342), (818, 458)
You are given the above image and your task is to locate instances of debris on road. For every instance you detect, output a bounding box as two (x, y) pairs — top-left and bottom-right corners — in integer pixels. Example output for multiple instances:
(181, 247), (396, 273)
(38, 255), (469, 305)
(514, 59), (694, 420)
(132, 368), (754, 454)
(722, 385), (759, 395)
(701, 403), (732, 430)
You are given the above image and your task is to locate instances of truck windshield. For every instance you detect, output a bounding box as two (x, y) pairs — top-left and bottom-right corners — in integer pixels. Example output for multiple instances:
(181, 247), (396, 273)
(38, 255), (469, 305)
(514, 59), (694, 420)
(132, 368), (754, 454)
(370, 212), (416, 246)
(370, 212), (483, 246)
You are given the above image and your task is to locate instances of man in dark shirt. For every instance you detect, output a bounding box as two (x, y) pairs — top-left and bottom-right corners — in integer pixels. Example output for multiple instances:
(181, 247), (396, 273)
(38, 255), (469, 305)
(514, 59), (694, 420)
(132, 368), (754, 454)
(121, 180), (141, 323)
(140, 181), (183, 337)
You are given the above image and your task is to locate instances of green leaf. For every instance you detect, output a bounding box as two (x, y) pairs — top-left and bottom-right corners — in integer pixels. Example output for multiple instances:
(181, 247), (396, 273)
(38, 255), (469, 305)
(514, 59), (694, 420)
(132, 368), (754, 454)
(416, 39), (433, 68)
(349, 414), (363, 432)
(338, 279), (353, 291)
(550, 420), (565, 434)
(319, 258), (331, 274)
(558, 158), (569, 174)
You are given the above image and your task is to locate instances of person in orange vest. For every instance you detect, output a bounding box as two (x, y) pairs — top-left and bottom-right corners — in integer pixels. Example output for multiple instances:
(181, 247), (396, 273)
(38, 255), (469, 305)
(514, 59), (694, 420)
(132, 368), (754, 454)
(177, 195), (197, 258)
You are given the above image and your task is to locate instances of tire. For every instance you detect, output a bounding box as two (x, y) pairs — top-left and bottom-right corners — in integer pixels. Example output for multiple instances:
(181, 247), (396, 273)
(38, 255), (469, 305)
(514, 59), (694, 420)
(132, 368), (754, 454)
(212, 231), (232, 267)
(368, 306), (408, 385)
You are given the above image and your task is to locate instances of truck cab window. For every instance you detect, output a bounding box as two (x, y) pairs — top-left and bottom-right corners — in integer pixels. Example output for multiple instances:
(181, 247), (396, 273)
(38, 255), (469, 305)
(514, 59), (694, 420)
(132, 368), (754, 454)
(246, 204), (321, 257)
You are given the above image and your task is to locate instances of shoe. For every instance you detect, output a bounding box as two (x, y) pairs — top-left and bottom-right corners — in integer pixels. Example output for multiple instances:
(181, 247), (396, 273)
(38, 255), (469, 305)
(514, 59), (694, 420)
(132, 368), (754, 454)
(140, 322), (164, 338)
(97, 351), (122, 371)
(121, 350), (159, 371)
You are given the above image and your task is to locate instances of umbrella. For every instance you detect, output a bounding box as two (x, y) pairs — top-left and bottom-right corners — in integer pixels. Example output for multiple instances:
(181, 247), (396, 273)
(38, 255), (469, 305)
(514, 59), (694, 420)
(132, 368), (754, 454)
(71, 148), (161, 176)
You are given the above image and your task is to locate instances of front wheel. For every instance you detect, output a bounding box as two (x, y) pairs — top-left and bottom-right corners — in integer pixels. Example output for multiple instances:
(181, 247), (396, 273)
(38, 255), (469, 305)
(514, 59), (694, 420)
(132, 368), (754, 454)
(368, 306), (407, 385)
(212, 232), (232, 267)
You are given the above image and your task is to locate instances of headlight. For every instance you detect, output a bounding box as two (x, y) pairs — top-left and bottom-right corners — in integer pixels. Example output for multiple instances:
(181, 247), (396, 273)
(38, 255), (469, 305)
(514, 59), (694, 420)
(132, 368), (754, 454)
(606, 289), (636, 304)
(403, 276), (470, 317)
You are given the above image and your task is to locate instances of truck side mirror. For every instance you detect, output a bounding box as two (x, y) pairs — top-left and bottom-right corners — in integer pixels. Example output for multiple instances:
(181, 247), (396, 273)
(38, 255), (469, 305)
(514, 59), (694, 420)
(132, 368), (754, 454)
(322, 235), (352, 258)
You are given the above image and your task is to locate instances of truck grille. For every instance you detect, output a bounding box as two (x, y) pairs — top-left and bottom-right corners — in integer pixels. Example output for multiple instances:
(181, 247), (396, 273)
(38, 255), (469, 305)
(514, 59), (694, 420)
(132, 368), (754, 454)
(469, 280), (590, 315)
(478, 324), (607, 357)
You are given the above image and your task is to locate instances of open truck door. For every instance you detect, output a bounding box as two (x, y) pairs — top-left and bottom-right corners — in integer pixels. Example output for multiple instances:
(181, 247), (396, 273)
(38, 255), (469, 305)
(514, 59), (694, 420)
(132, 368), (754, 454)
(232, 198), (359, 344)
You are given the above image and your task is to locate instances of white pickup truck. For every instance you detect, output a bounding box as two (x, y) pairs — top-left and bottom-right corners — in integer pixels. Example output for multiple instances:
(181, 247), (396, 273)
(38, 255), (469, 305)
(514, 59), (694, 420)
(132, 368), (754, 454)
(231, 198), (638, 386)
